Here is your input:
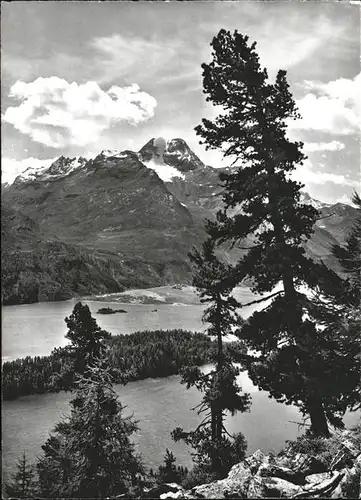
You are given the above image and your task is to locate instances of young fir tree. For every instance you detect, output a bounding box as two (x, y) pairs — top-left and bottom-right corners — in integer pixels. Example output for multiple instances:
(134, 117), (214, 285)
(155, 449), (188, 485)
(5, 451), (37, 498)
(194, 29), (358, 437)
(37, 357), (144, 498)
(172, 239), (250, 477)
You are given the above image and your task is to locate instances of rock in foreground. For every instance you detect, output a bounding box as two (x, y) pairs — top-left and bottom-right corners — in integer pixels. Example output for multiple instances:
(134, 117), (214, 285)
(153, 428), (361, 499)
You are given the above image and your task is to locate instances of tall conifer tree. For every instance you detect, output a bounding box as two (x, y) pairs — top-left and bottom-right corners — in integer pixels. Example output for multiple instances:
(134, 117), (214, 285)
(173, 239), (250, 476)
(195, 29), (358, 436)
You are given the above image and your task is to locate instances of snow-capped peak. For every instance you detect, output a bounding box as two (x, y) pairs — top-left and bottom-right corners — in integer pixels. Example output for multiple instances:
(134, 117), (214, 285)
(100, 149), (129, 158)
(142, 158), (185, 183)
(41, 156), (88, 180)
(138, 137), (204, 173)
(15, 156), (88, 183)
(15, 160), (55, 183)
(300, 191), (331, 210)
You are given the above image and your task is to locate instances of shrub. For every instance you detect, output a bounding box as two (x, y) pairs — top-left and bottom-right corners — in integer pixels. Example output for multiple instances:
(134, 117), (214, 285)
(282, 424), (361, 470)
(181, 466), (217, 490)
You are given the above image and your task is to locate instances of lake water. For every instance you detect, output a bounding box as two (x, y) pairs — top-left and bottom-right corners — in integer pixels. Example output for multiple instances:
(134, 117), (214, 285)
(3, 370), (306, 484)
(2, 286), (359, 483)
(2, 285), (277, 362)
(2, 294), (206, 362)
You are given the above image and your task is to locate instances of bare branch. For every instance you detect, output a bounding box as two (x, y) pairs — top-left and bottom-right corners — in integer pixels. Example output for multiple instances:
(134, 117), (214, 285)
(193, 418), (212, 434)
(190, 401), (205, 412)
(235, 244), (263, 250)
(288, 420), (310, 427)
(291, 471), (344, 498)
(222, 423), (233, 438)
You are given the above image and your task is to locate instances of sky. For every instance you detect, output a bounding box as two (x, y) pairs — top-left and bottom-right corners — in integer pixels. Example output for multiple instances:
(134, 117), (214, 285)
(1, 1), (360, 203)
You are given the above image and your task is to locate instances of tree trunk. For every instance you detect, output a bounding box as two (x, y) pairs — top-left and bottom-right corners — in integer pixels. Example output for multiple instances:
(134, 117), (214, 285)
(308, 398), (330, 437)
(283, 274), (296, 297)
(210, 310), (224, 474)
(215, 313), (223, 445)
(210, 405), (222, 473)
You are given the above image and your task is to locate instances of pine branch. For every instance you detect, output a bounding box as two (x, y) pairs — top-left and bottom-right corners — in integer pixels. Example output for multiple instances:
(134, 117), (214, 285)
(288, 420), (311, 428)
(315, 213), (336, 221)
(240, 290), (282, 307)
(235, 244), (263, 250)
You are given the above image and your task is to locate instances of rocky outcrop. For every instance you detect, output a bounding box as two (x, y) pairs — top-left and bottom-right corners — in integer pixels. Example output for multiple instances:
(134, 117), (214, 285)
(138, 137), (204, 172)
(153, 429), (361, 499)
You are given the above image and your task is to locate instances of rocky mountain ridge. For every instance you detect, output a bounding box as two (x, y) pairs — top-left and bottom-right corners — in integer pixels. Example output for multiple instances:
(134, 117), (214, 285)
(2, 137), (357, 304)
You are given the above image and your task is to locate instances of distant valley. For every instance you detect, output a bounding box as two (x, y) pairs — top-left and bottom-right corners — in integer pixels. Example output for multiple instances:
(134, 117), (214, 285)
(1, 137), (357, 305)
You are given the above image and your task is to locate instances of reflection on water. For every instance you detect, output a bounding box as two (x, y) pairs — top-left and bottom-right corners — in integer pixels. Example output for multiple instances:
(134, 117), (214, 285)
(2, 363), (359, 484)
(2, 371), (304, 483)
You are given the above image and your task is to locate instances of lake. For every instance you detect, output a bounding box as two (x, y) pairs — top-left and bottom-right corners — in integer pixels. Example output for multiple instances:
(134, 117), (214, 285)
(2, 285), (279, 362)
(3, 369), (307, 484)
(2, 286), (359, 483)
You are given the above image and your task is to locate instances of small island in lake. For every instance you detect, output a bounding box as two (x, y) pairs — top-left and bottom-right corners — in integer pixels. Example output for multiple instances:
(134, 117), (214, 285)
(97, 307), (127, 314)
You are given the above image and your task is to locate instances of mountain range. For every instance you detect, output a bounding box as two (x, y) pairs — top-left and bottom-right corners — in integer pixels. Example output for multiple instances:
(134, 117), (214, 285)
(1, 138), (357, 305)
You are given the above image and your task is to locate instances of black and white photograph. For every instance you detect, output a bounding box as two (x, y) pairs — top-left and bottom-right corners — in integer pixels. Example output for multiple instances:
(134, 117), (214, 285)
(2, 1), (360, 498)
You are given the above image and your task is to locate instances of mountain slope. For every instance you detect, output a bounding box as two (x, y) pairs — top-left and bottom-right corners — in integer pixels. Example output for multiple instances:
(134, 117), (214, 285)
(2, 137), (357, 304)
(1, 148), (202, 304)
(1, 202), (193, 305)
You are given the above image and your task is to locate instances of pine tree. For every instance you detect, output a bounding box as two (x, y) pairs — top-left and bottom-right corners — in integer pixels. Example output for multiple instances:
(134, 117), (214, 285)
(52, 302), (111, 389)
(37, 357), (144, 498)
(65, 302), (111, 372)
(172, 239), (250, 477)
(195, 29), (356, 436)
(332, 192), (361, 294)
(5, 451), (37, 498)
(307, 192), (361, 427)
(156, 449), (185, 485)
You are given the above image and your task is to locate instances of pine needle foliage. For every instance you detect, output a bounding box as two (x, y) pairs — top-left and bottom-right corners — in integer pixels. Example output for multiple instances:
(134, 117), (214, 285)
(332, 192), (361, 293)
(172, 239), (250, 477)
(52, 301), (111, 389)
(37, 357), (144, 498)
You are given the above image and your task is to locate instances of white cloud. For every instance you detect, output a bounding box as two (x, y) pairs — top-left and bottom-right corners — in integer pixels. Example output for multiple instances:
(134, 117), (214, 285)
(1, 157), (57, 184)
(2, 77), (157, 148)
(293, 160), (359, 188)
(303, 141), (345, 153)
(290, 73), (360, 135)
(335, 194), (357, 206)
(199, 10), (344, 76)
(259, 25), (336, 73)
(90, 34), (188, 85)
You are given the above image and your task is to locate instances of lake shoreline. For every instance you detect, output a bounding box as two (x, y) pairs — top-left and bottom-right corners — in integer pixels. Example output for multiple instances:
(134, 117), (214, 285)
(3, 283), (258, 307)
(1, 284), (197, 307)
